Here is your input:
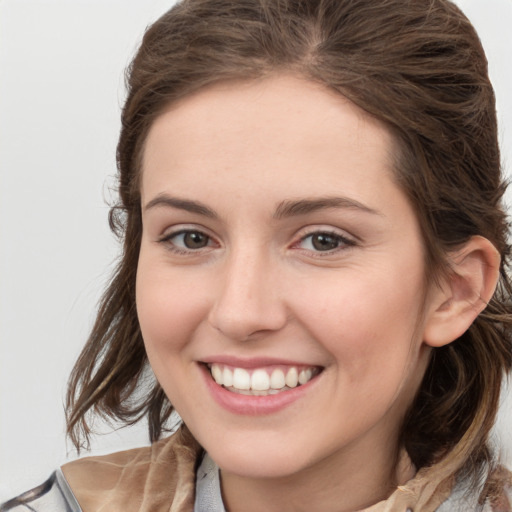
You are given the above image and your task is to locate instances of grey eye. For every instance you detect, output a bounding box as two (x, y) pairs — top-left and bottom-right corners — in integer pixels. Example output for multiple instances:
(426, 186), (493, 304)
(310, 233), (341, 251)
(179, 231), (210, 249)
(296, 230), (355, 253)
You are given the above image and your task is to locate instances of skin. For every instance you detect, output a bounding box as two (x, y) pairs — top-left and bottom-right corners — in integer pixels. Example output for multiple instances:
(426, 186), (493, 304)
(136, 75), (449, 511)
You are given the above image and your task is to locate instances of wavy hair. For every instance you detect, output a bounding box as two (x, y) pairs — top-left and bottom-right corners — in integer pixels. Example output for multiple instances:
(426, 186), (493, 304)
(66, 0), (512, 491)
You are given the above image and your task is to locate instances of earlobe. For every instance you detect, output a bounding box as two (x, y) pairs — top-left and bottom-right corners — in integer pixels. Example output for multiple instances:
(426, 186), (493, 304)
(423, 236), (500, 348)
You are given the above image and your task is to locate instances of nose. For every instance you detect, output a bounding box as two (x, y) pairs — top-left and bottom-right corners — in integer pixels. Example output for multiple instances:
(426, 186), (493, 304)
(208, 249), (288, 341)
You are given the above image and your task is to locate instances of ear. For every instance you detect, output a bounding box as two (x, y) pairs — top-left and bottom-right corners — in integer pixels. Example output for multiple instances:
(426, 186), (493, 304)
(423, 236), (500, 348)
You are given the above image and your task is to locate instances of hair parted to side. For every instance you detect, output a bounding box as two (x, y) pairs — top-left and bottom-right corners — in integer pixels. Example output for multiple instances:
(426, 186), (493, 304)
(66, 0), (512, 488)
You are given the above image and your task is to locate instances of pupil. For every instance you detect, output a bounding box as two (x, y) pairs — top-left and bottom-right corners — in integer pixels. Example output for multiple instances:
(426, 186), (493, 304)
(184, 232), (208, 249)
(312, 233), (338, 251)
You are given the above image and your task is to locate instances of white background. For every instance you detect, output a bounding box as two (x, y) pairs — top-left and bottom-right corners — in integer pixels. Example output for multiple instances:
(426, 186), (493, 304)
(1, 0), (511, 501)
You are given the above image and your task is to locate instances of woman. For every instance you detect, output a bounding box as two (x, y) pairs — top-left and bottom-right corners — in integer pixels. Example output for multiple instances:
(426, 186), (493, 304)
(2, 0), (511, 510)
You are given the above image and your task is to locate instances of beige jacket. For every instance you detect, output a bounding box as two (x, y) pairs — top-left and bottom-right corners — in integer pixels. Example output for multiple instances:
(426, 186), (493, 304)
(58, 426), (511, 512)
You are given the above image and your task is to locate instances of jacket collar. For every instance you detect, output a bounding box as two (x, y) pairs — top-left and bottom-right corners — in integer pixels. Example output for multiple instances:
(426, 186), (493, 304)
(63, 426), (463, 512)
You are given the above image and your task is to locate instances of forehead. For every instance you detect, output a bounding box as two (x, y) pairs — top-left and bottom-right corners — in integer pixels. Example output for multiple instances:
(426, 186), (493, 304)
(140, 75), (398, 209)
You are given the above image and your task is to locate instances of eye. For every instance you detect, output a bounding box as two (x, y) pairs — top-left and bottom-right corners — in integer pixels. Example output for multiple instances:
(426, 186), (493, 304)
(297, 231), (355, 253)
(159, 229), (214, 252)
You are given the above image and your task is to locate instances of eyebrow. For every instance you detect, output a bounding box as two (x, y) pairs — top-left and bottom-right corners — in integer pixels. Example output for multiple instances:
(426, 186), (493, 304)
(144, 194), (217, 218)
(144, 194), (382, 219)
(273, 196), (382, 219)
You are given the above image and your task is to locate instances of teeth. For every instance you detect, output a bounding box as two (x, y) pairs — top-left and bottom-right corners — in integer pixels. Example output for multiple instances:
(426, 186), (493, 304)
(233, 368), (251, 390)
(209, 363), (318, 394)
(299, 368), (312, 385)
(211, 364), (222, 384)
(270, 369), (286, 389)
(223, 367), (233, 387)
(285, 367), (298, 388)
(251, 369), (270, 391)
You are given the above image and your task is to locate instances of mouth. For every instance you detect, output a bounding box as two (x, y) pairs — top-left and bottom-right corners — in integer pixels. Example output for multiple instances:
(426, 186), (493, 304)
(206, 363), (322, 396)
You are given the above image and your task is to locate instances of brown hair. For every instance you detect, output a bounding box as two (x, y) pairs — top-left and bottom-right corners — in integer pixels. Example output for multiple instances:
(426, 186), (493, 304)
(66, 0), (512, 490)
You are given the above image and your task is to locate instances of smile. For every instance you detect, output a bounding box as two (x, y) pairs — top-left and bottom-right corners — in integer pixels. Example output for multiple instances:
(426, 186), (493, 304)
(208, 363), (321, 396)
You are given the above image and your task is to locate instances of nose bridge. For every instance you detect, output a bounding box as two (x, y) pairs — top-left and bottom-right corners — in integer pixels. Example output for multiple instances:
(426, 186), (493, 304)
(208, 243), (286, 340)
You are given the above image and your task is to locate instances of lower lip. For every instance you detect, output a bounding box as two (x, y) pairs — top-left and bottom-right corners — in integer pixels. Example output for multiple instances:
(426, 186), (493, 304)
(199, 364), (320, 416)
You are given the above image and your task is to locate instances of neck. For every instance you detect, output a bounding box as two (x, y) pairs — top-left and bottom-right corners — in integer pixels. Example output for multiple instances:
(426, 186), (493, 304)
(220, 437), (415, 512)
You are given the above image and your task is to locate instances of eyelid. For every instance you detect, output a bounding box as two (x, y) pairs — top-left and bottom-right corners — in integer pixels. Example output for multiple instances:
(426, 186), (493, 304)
(158, 223), (215, 239)
(290, 226), (358, 253)
(157, 225), (220, 253)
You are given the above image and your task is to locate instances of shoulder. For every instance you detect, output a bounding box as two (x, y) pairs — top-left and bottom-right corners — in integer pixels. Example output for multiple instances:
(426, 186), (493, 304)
(62, 427), (201, 512)
(437, 465), (512, 512)
(0, 428), (202, 512)
(0, 470), (80, 512)
(486, 466), (512, 512)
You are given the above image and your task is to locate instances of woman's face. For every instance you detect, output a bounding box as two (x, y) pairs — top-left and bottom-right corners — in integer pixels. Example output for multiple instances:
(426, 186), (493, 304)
(136, 75), (435, 480)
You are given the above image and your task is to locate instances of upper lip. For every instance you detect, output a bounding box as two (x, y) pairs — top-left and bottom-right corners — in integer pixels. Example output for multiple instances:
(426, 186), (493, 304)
(200, 355), (323, 369)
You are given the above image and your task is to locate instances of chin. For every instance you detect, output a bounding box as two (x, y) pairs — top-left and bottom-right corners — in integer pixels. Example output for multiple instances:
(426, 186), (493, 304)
(199, 430), (326, 480)
(212, 449), (308, 479)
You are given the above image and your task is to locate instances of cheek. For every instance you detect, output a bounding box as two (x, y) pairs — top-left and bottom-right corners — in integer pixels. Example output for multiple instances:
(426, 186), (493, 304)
(135, 258), (209, 355)
(294, 276), (428, 431)
(293, 265), (426, 377)
(135, 260), (212, 407)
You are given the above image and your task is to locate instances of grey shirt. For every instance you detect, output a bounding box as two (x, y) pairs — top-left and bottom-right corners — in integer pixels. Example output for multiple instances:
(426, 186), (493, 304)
(194, 453), (226, 512)
(0, 456), (498, 512)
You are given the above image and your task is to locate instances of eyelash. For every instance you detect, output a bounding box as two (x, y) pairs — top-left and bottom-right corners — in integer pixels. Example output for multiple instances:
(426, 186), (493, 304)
(292, 230), (356, 255)
(157, 228), (356, 256)
(158, 229), (217, 255)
